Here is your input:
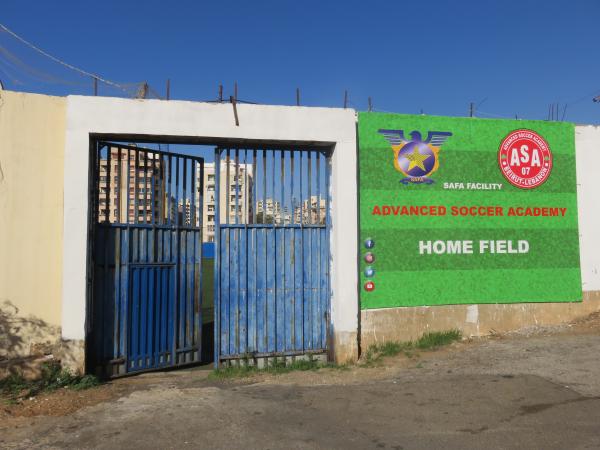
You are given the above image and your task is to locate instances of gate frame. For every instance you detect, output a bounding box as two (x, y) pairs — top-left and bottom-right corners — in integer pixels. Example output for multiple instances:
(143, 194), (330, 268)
(63, 97), (359, 371)
(85, 138), (336, 372)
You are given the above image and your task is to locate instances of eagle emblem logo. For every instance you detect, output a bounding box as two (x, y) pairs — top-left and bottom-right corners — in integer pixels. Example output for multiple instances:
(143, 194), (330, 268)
(378, 129), (453, 184)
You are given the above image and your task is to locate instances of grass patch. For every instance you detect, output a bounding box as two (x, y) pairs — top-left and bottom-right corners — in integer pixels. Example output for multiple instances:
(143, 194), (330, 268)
(0, 362), (100, 402)
(209, 356), (345, 380)
(415, 329), (461, 349)
(363, 329), (461, 366)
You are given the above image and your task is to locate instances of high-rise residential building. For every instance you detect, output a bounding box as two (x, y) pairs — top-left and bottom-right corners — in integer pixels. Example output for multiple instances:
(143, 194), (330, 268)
(100, 151), (260, 240)
(255, 199), (292, 225)
(97, 147), (166, 224)
(294, 195), (326, 225)
(196, 162), (254, 243)
(177, 198), (194, 226)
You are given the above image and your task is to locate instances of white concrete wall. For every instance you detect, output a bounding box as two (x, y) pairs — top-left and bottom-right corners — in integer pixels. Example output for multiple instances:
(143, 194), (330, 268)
(62, 97), (358, 358)
(575, 125), (600, 291)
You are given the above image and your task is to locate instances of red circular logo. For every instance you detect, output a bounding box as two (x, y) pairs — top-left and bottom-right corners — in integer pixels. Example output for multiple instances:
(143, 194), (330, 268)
(364, 281), (375, 292)
(498, 129), (553, 189)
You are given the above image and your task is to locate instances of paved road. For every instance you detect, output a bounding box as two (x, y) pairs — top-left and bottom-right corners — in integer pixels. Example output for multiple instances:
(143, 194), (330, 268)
(2, 332), (600, 449)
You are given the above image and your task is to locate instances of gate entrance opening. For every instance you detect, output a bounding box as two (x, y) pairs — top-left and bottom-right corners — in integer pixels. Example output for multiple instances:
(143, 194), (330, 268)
(87, 139), (332, 376)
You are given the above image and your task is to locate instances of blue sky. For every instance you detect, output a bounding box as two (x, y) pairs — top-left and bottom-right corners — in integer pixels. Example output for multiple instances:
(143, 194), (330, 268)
(2, 0), (600, 123)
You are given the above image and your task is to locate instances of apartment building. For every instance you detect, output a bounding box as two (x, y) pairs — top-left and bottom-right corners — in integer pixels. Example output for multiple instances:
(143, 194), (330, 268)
(97, 147), (165, 224)
(293, 195), (326, 225)
(196, 162), (253, 242)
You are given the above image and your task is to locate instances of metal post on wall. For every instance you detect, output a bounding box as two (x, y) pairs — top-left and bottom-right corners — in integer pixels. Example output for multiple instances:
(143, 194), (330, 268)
(214, 147), (221, 368)
(230, 96), (239, 126)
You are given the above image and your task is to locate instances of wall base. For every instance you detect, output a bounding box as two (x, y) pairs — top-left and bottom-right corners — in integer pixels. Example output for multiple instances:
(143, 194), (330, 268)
(333, 330), (359, 364)
(0, 300), (85, 379)
(360, 291), (600, 350)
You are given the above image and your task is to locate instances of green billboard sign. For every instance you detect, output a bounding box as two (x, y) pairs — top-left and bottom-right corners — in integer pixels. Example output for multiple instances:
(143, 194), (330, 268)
(358, 113), (582, 309)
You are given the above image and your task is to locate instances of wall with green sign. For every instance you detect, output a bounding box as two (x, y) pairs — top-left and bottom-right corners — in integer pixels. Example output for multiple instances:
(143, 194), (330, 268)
(358, 113), (582, 309)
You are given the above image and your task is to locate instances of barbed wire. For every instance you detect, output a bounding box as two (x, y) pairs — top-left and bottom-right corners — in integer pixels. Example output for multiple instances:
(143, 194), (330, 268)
(0, 22), (137, 94)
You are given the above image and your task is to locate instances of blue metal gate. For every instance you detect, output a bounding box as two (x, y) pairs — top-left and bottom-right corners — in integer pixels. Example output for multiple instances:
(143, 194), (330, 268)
(89, 142), (204, 376)
(215, 147), (331, 366)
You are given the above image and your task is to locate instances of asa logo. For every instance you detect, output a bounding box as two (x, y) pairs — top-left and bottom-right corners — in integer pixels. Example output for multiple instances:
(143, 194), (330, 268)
(378, 129), (453, 184)
(498, 129), (553, 189)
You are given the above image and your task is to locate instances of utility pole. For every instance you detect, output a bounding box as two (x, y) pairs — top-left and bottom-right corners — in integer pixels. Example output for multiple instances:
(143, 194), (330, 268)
(93, 77), (98, 96)
(219, 84), (223, 102)
(469, 102), (474, 117)
(296, 88), (300, 106)
(166, 79), (170, 100)
(344, 90), (348, 109)
(368, 97), (372, 112)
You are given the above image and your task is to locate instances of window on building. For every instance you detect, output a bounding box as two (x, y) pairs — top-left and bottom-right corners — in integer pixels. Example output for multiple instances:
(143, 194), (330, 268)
(207, 175), (215, 182)
(208, 215), (215, 222)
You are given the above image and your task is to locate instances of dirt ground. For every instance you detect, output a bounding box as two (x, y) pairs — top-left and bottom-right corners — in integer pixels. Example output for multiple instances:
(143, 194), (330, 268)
(2, 312), (600, 449)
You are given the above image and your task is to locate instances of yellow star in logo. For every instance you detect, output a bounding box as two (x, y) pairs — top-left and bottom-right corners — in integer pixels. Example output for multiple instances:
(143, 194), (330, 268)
(404, 146), (431, 171)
